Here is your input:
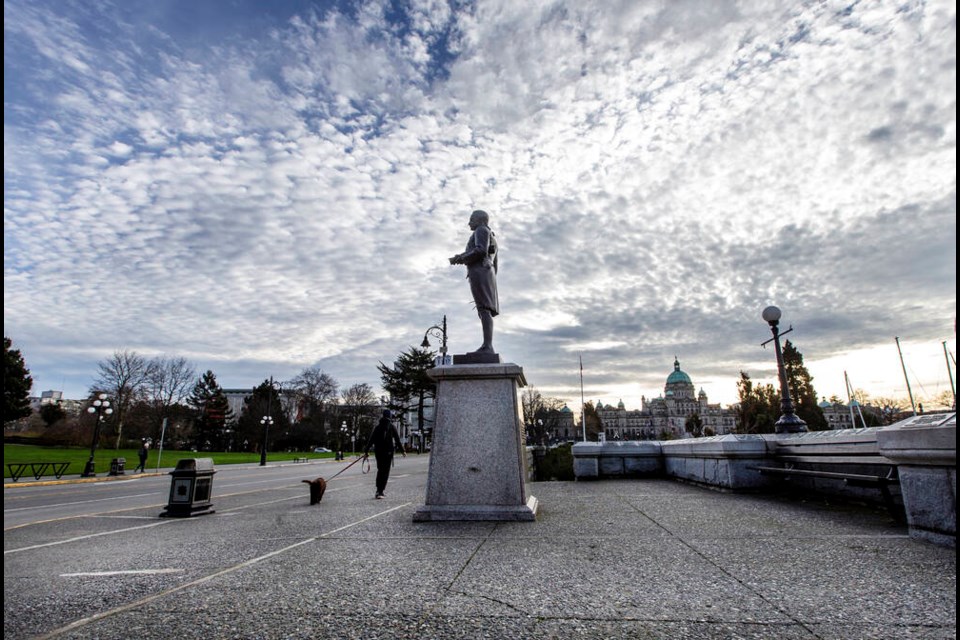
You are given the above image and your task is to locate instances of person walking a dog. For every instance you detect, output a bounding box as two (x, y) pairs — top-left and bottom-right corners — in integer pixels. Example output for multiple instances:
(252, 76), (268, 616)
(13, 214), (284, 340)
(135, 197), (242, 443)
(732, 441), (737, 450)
(363, 410), (405, 499)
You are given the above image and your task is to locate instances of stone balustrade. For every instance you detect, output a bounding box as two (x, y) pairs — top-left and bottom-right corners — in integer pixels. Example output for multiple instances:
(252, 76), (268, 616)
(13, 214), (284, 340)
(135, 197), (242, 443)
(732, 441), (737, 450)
(570, 413), (956, 547)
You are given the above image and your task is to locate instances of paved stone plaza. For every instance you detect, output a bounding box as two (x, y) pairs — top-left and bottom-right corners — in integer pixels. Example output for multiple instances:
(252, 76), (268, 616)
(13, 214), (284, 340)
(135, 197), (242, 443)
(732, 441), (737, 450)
(4, 465), (956, 639)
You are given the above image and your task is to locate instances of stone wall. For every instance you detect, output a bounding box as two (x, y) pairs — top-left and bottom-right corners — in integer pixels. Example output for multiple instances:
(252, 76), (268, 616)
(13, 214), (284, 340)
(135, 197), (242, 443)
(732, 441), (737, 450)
(570, 413), (956, 548)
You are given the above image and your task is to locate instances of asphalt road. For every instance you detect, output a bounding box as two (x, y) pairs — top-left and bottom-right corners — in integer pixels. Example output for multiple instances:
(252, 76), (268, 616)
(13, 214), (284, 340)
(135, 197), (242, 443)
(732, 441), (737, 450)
(4, 454), (431, 639)
(5, 455), (426, 528)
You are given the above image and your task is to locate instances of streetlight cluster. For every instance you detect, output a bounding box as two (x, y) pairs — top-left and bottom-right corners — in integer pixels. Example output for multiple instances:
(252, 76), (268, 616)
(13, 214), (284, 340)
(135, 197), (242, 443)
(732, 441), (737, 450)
(260, 376), (281, 467)
(81, 393), (114, 477)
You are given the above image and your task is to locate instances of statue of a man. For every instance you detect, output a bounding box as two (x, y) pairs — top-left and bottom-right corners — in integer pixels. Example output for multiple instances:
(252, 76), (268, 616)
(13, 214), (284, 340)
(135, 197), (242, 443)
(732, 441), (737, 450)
(449, 209), (499, 354)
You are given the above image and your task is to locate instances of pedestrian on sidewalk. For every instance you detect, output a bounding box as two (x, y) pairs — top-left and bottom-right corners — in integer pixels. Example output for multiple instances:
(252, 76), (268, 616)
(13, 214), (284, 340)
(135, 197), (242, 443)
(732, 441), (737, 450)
(363, 410), (405, 499)
(135, 440), (149, 473)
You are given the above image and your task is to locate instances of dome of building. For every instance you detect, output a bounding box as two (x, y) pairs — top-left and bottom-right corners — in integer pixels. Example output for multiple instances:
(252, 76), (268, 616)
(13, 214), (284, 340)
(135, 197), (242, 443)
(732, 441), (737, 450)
(666, 358), (692, 386)
(561, 404), (572, 413)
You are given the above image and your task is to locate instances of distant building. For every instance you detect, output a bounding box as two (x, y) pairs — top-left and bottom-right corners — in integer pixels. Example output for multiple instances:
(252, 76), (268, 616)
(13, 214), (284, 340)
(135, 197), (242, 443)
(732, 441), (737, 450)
(536, 404), (577, 444)
(27, 390), (84, 416)
(597, 358), (738, 440)
(222, 388), (301, 423)
(554, 405), (577, 441)
(817, 398), (882, 429)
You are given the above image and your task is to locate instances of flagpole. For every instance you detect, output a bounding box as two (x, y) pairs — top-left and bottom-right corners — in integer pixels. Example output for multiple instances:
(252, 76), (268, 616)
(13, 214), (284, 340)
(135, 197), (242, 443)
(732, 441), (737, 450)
(580, 354), (586, 441)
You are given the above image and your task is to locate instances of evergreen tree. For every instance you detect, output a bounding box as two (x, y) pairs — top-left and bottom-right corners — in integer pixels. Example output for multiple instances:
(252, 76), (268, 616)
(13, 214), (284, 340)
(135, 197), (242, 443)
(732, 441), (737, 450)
(583, 401), (602, 440)
(736, 371), (779, 434)
(378, 347), (436, 451)
(236, 379), (290, 453)
(39, 402), (67, 426)
(188, 370), (234, 450)
(3, 337), (33, 423)
(782, 340), (828, 430)
(685, 413), (704, 437)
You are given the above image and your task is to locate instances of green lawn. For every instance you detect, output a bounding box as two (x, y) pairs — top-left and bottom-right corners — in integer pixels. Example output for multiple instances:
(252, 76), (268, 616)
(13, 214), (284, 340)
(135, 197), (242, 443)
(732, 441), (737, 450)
(3, 444), (341, 478)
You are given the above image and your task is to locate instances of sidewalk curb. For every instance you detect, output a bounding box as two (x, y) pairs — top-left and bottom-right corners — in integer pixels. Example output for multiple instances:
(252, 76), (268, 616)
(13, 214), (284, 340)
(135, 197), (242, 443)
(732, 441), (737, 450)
(4, 457), (341, 488)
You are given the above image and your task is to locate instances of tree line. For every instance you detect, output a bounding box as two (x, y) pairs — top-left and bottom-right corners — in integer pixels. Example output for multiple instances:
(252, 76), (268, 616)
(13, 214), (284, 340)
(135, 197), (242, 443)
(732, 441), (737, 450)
(5, 336), (927, 449)
(3, 338), (419, 453)
(735, 339), (914, 433)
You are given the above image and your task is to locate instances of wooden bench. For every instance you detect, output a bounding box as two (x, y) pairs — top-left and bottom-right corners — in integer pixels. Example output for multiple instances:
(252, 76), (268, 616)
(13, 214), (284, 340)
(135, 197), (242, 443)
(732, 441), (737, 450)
(7, 462), (71, 482)
(293, 457), (309, 463)
(751, 464), (902, 521)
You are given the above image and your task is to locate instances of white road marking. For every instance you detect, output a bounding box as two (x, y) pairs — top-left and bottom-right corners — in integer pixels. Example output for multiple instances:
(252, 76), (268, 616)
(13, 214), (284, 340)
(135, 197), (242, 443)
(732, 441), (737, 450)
(61, 569), (183, 577)
(3, 492), (159, 513)
(4, 521), (174, 555)
(37, 503), (412, 639)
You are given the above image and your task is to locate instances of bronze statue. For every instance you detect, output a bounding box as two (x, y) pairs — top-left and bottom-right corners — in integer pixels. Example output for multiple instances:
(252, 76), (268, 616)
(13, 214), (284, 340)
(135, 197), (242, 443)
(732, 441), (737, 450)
(449, 209), (499, 354)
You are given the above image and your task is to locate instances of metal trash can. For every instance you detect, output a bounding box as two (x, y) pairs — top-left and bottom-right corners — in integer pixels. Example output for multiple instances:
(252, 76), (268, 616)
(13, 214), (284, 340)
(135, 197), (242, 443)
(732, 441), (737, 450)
(109, 458), (126, 476)
(160, 458), (216, 518)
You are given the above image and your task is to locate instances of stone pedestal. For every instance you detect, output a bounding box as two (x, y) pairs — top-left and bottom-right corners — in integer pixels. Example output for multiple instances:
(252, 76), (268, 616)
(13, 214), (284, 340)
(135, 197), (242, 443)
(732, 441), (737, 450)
(413, 362), (538, 522)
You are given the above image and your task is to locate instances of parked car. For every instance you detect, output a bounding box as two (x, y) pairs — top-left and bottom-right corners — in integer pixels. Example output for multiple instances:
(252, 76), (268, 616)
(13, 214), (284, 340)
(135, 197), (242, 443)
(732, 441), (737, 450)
(313, 447), (332, 453)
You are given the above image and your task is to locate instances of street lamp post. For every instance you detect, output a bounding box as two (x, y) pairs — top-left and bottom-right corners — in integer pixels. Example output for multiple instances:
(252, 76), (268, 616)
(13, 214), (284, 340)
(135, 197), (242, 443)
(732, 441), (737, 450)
(259, 377), (282, 466)
(761, 306), (808, 434)
(342, 421), (356, 456)
(81, 393), (113, 477)
(259, 416), (274, 466)
(339, 421), (348, 460)
(421, 315), (449, 365)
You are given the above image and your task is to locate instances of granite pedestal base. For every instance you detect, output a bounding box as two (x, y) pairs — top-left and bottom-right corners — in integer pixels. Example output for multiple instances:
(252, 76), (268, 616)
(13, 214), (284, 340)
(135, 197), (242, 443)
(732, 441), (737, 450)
(414, 362), (538, 522)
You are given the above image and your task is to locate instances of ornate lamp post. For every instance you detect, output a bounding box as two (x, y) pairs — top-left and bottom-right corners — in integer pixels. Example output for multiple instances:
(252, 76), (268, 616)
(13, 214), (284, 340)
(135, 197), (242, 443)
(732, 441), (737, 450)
(81, 393), (113, 477)
(342, 420), (355, 456)
(338, 421), (349, 460)
(761, 306), (807, 434)
(259, 415), (274, 466)
(421, 315), (449, 365)
(259, 376), (281, 467)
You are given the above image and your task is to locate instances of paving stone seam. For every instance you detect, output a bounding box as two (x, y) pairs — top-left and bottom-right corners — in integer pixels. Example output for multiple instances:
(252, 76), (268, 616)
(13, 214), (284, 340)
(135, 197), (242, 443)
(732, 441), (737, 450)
(619, 494), (824, 638)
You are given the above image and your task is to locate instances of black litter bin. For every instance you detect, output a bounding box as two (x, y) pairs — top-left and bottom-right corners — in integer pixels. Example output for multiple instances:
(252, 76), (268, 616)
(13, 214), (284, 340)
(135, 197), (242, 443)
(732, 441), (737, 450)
(160, 458), (216, 518)
(109, 458), (126, 476)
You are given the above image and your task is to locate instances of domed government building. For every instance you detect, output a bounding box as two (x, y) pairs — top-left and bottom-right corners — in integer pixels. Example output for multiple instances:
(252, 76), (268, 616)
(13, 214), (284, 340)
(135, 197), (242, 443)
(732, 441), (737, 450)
(596, 358), (739, 440)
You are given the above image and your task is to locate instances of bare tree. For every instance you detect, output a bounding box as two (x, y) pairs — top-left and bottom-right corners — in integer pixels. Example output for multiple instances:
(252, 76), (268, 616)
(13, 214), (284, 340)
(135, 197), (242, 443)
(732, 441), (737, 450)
(872, 396), (911, 424)
(92, 350), (155, 449)
(521, 387), (567, 445)
(287, 367), (339, 417)
(522, 387), (544, 421)
(341, 382), (379, 452)
(144, 355), (197, 441)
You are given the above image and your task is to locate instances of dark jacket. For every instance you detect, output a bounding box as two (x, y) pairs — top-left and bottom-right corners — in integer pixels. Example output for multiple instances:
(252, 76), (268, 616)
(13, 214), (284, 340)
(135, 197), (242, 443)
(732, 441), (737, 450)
(364, 418), (403, 456)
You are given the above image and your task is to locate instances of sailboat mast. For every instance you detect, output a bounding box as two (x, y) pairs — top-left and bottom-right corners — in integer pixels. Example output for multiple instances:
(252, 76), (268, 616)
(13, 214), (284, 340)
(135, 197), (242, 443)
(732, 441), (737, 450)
(895, 337), (917, 416)
(844, 370), (866, 428)
(844, 371), (856, 427)
(579, 354), (586, 442)
(945, 341), (956, 410)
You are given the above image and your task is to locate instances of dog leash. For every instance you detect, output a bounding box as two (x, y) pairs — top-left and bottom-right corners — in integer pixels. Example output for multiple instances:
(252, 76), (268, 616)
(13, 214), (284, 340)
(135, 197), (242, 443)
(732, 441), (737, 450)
(326, 454), (371, 481)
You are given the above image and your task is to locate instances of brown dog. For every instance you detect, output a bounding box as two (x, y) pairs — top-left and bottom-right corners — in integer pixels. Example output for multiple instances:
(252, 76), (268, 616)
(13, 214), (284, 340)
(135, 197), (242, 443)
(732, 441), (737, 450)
(302, 477), (327, 505)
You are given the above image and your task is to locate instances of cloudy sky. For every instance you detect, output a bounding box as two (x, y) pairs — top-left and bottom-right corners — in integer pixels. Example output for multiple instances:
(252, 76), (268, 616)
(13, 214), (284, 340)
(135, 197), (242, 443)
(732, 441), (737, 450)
(4, 0), (956, 412)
